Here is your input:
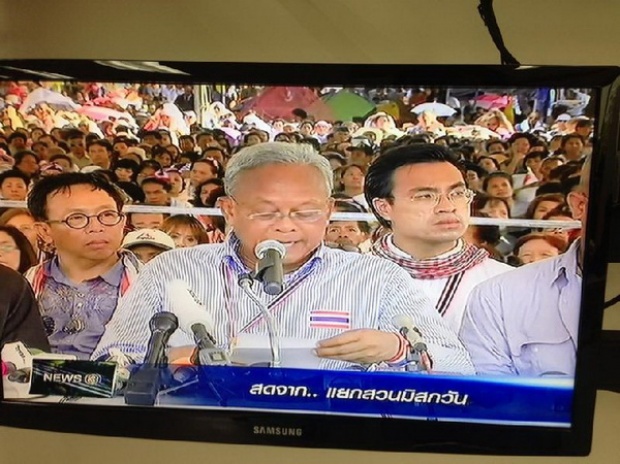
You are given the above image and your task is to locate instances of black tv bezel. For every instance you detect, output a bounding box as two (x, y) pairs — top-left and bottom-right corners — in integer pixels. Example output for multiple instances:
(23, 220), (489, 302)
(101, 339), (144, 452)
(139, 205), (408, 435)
(0, 60), (618, 456)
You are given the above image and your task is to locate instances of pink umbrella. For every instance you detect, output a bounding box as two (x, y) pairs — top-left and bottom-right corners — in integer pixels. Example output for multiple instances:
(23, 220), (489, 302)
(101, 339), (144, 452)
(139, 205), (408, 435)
(474, 94), (510, 110)
(77, 105), (136, 125)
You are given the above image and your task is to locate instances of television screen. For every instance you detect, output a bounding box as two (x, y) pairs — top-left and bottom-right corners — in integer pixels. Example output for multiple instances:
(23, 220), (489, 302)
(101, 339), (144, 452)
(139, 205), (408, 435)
(0, 60), (617, 456)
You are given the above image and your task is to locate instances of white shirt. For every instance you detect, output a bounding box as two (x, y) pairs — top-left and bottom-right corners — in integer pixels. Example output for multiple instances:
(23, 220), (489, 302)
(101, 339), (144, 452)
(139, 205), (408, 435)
(92, 235), (474, 374)
(385, 237), (512, 333)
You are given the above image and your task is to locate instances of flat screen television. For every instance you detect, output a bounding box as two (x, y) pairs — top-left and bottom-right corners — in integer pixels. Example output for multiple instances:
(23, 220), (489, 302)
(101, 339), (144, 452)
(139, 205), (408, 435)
(0, 60), (618, 456)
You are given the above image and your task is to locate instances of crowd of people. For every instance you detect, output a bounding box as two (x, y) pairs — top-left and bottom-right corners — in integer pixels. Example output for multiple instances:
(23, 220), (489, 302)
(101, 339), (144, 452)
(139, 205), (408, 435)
(0, 81), (592, 378)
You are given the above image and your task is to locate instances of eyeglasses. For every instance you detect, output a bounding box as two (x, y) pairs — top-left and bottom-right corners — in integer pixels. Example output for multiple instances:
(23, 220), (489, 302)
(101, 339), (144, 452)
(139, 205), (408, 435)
(0, 244), (18, 253)
(47, 210), (125, 230)
(230, 197), (327, 224)
(391, 188), (475, 208)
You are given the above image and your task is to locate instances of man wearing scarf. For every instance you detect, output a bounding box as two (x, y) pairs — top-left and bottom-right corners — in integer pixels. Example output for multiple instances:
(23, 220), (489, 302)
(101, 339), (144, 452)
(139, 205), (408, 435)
(366, 144), (512, 334)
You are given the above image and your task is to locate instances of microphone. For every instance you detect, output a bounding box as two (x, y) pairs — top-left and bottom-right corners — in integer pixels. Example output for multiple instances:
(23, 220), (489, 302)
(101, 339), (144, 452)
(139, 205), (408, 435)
(124, 312), (178, 406)
(143, 312), (179, 365)
(166, 279), (230, 366)
(254, 240), (286, 295)
(391, 315), (432, 372)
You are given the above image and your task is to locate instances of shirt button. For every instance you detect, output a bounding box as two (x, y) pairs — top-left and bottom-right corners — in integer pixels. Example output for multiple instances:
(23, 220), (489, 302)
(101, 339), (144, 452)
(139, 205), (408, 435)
(533, 347), (538, 353)
(77, 303), (83, 308)
(77, 293), (85, 298)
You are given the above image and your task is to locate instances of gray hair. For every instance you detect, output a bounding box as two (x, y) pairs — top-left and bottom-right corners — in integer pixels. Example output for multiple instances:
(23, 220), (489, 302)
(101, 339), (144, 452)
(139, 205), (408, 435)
(224, 142), (334, 196)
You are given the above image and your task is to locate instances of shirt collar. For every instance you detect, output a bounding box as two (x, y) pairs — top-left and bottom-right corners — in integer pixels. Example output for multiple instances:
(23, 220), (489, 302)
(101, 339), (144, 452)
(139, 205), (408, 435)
(223, 232), (325, 277)
(46, 253), (126, 287)
(551, 239), (581, 285)
(387, 233), (463, 260)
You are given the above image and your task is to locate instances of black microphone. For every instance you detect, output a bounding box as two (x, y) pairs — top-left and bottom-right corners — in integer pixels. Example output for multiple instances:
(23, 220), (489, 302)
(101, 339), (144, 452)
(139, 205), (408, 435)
(253, 240), (286, 295)
(143, 312), (179, 365)
(124, 311), (179, 406)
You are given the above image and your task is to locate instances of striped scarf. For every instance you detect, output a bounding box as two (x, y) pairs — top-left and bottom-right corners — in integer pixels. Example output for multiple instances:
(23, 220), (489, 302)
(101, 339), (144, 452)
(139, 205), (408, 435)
(371, 234), (488, 280)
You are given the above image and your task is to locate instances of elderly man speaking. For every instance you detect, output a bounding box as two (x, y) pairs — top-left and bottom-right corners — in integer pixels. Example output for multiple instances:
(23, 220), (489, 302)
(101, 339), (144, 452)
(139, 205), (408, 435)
(93, 143), (473, 373)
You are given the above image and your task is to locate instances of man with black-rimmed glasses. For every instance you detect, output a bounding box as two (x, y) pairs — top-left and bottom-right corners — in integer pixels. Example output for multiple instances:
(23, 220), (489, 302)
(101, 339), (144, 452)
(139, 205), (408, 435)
(24, 173), (141, 359)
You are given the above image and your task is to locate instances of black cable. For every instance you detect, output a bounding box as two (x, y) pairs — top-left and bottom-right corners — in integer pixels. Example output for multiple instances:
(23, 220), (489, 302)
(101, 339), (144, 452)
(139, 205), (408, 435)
(477, 0), (521, 66)
(604, 294), (620, 309)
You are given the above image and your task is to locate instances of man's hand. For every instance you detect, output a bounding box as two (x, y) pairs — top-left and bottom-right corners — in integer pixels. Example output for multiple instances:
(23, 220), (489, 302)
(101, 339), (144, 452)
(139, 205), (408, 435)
(315, 329), (401, 364)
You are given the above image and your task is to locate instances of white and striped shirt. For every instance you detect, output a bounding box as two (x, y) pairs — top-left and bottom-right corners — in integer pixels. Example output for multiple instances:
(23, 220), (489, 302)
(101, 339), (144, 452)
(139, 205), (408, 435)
(92, 236), (474, 374)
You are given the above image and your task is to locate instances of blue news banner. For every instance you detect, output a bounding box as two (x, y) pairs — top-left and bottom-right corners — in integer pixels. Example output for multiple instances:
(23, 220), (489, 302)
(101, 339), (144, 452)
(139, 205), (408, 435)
(157, 366), (574, 427)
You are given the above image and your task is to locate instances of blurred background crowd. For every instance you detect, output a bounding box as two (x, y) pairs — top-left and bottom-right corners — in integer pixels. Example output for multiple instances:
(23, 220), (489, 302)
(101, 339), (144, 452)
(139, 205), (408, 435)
(0, 81), (591, 274)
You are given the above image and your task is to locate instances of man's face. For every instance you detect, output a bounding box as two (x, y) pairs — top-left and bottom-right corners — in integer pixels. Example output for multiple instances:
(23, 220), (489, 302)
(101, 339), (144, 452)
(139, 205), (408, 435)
(88, 144), (111, 168)
(325, 221), (368, 247)
(1, 177), (28, 200)
(10, 137), (26, 150)
(36, 185), (125, 264)
(485, 176), (513, 199)
(563, 138), (584, 160)
(314, 124), (329, 136)
(373, 162), (470, 247)
(16, 154), (39, 177)
(68, 137), (85, 156)
(32, 143), (49, 161)
(190, 161), (216, 186)
(130, 213), (165, 229)
(142, 182), (169, 206)
(219, 164), (332, 271)
(179, 137), (195, 152)
(128, 245), (164, 264)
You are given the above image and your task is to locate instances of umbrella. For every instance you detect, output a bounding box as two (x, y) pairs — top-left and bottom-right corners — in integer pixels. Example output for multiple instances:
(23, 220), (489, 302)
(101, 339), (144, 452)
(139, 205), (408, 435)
(410, 102), (456, 117)
(376, 101), (401, 120)
(309, 91), (375, 122)
(241, 87), (321, 120)
(77, 105), (136, 125)
(19, 88), (81, 113)
(474, 94), (510, 110)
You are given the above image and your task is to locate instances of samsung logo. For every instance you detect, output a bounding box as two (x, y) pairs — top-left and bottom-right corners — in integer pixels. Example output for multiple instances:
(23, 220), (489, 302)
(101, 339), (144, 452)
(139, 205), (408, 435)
(253, 426), (303, 437)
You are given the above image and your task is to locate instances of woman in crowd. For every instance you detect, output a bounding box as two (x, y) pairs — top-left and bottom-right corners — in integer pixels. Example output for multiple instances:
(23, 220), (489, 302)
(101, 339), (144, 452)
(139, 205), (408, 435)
(524, 193), (566, 220)
(160, 215), (211, 248)
(0, 225), (38, 273)
(337, 164), (366, 198)
(512, 232), (568, 265)
(193, 178), (225, 208)
(0, 208), (42, 259)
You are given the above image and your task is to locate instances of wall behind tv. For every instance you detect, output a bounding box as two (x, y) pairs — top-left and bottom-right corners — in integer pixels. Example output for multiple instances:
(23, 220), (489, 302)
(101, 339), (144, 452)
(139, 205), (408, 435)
(1, 1), (619, 462)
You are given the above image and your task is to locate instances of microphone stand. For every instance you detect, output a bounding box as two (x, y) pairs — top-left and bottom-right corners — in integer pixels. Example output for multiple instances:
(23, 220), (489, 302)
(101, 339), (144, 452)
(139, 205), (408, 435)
(238, 274), (281, 368)
(399, 327), (428, 373)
